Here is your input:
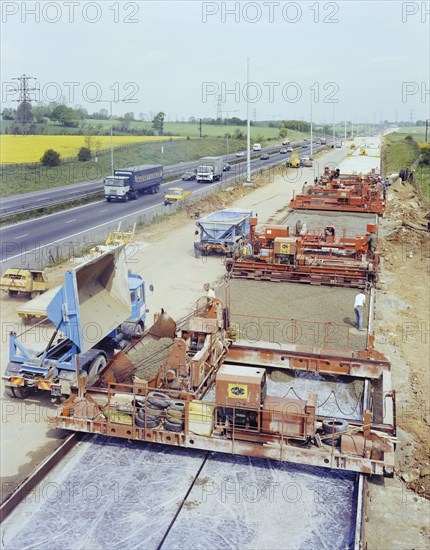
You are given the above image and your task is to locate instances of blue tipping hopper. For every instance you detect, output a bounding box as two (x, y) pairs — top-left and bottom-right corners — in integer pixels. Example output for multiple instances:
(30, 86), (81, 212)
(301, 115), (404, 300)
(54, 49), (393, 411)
(195, 208), (253, 256)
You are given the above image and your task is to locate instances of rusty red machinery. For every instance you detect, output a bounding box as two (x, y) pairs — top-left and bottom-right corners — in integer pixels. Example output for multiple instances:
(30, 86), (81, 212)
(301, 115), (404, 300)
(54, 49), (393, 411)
(48, 299), (396, 476)
(290, 176), (386, 215)
(227, 218), (379, 288)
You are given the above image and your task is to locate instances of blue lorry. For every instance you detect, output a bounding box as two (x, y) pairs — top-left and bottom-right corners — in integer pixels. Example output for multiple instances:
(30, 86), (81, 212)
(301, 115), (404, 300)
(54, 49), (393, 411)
(195, 208), (253, 258)
(104, 164), (163, 202)
(4, 247), (149, 399)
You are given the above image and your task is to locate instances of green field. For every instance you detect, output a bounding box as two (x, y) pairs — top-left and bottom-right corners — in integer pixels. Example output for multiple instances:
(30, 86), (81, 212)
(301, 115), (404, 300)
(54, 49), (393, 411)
(1, 118), (317, 141)
(0, 137), (248, 196)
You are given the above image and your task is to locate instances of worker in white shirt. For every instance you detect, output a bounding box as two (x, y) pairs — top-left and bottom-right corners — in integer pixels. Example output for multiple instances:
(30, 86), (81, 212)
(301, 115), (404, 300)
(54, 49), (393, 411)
(354, 291), (366, 331)
(203, 283), (215, 307)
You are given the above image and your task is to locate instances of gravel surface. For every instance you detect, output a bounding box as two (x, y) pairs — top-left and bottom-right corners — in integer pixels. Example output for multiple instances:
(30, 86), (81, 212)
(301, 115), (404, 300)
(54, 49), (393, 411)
(219, 280), (367, 350)
(282, 210), (377, 237)
(127, 336), (175, 381)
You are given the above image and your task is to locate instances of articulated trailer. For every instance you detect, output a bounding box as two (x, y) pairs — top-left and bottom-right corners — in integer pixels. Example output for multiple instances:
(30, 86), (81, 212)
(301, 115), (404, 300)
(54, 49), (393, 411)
(49, 298), (396, 476)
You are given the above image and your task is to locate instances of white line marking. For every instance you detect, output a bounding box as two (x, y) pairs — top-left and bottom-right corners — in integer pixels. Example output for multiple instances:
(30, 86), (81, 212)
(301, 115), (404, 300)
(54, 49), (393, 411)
(99, 209), (108, 213)
(65, 219), (76, 224)
(1, 203), (160, 263)
(14, 234), (28, 240)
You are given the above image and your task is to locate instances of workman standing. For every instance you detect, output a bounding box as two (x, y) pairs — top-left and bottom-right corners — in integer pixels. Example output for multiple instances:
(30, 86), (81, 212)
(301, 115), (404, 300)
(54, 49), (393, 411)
(194, 230), (201, 259)
(367, 232), (378, 253)
(295, 220), (303, 236)
(353, 291), (366, 331)
(203, 283), (215, 306)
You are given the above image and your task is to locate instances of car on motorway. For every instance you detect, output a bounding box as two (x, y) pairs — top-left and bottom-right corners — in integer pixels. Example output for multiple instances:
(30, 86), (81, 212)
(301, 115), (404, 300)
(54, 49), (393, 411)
(253, 143), (262, 151)
(260, 153), (270, 160)
(279, 148), (288, 154)
(286, 147), (293, 152)
(301, 143), (309, 149)
(222, 162), (231, 171)
(182, 171), (196, 181)
(236, 151), (245, 157)
(336, 142), (342, 148)
(301, 157), (313, 167)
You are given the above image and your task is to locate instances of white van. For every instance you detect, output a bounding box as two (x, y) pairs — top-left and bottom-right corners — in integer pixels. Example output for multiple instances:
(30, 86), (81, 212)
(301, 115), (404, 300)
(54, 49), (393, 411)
(253, 143), (262, 151)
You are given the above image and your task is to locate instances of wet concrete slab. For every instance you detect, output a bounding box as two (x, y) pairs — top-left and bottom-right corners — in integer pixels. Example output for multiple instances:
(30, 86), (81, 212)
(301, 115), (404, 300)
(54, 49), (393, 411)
(1, 437), (359, 550)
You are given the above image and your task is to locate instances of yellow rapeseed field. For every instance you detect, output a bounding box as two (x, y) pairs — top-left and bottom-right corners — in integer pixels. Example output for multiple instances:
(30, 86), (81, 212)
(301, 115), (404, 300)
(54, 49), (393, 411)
(0, 135), (184, 164)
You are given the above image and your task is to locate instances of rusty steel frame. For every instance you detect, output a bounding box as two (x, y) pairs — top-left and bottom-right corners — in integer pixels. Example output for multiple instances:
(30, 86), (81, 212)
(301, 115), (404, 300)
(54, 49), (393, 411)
(48, 409), (394, 476)
(230, 259), (372, 289)
(289, 194), (386, 215)
(226, 342), (391, 379)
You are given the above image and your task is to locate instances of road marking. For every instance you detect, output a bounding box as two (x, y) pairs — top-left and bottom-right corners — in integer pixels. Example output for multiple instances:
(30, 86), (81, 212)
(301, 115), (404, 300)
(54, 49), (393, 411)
(99, 209), (108, 213)
(1, 203), (160, 263)
(64, 219), (76, 224)
(14, 234), (28, 240)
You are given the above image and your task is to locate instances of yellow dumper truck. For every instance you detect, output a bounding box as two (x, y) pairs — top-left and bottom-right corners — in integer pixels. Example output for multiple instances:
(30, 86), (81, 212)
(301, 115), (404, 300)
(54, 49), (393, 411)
(0, 269), (49, 297)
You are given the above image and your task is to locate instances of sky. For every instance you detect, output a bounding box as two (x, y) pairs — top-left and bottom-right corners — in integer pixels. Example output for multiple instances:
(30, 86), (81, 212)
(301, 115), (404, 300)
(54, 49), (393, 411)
(1, 0), (429, 123)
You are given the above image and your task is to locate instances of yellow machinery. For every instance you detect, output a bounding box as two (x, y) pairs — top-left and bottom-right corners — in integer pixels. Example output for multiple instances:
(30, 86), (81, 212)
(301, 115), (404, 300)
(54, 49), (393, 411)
(288, 151), (301, 168)
(164, 187), (192, 206)
(0, 269), (49, 297)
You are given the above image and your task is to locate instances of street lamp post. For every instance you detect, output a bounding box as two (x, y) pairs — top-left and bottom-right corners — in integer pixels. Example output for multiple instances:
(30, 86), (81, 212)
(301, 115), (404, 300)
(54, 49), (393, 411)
(310, 93), (313, 158)
(97, 99), (128, 175)
(246, 57), (251, 183)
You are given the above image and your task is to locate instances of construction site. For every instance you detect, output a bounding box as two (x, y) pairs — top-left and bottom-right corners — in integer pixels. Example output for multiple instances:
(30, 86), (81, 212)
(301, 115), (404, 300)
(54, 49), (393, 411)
(1, 137), (429, 549)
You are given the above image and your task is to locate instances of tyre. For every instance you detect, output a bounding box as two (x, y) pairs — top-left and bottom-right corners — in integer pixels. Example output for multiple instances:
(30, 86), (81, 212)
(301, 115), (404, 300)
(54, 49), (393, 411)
(137, 408), (160, 421)
(8, 290), (18, 297)
(123, 194), (129, 203)
(4, 385), (33, 399)
(136, 416), (160, 429)
(87, 354), (107, 384)
(166, 414), (184, 424)
(168, 401), (186, 413)
(147, 392), (170, 409)
(106, 197), (111, 202)
(164, 419), (184, 432)
(322, 419), (349, 434)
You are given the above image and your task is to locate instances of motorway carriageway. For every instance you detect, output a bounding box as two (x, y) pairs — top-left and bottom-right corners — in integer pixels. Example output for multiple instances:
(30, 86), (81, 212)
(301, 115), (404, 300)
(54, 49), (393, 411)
(0, 147), (322, 266)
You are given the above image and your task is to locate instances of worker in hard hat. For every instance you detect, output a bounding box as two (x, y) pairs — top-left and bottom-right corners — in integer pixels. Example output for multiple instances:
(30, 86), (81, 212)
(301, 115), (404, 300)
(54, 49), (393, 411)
(295, 220), (303, 236)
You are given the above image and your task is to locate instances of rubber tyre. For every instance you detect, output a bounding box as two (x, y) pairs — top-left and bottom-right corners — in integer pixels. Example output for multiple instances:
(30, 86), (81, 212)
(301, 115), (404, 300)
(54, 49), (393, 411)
(164, 419), (184, 432)
(87, 354), (107, 384)
(147, 392), (170, 409)
(166, 409), (184, 419)
(137, 408), (160, 421)
(4, 385), (32, 399)
(136, 416), (160, 429)
(166, 413), (184, 424)
(8, 290), (18, 297)
(123, 194), (129, 203)
(322, 419), (349, 434)
(106, 197), (111, 202)
(168, 401), (186, 413)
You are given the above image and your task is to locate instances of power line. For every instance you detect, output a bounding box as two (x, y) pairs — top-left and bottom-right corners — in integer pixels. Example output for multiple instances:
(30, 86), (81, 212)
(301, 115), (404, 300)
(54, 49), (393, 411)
(11, 74), (38, 134)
